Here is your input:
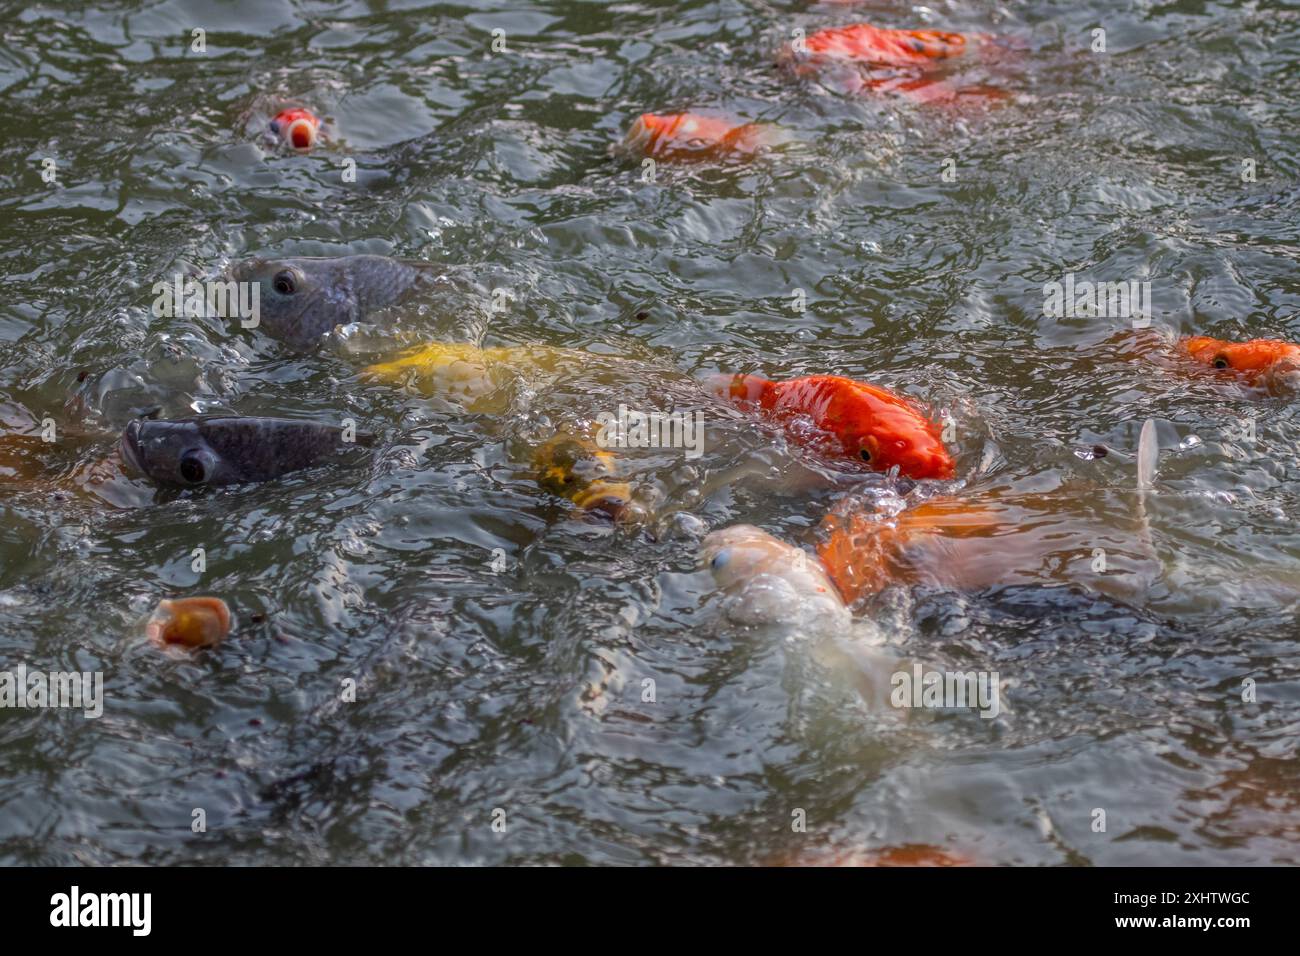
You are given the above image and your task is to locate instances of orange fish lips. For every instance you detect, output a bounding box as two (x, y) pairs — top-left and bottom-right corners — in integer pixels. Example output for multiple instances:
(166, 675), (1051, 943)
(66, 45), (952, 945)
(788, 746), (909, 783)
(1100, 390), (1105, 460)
(623, 112), (775, 161)
(270, 107), (321, 150)
(708, 373), (956, 480)
(1182, 336), (1300, 383)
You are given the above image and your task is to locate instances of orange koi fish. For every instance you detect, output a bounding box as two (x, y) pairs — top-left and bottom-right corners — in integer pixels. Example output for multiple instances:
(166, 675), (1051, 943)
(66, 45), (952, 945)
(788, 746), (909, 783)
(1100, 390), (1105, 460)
(783, 22), (1010, 105)
(1181, 336), (1300, 381)
(815, 485), (1163, 609)
(707, 372), (955, 480)
(1105, 329), (1300, 389)
(803, 23), (975, 68)
(621, 112), (779, 161)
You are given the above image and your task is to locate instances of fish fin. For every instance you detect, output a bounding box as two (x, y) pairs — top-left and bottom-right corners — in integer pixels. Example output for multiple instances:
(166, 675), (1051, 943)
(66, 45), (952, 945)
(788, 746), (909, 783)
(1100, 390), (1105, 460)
(1136, 418), (1158, 491)
(1134, 418), (1162, 586)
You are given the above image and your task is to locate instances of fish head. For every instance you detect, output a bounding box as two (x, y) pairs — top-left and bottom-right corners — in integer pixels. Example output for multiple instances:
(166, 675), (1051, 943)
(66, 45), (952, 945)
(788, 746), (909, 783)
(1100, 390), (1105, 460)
(121, 416), (362, 487)
(226, 254), (422, 348)
(774, 376), (957, 480)
(701, 524), (848, 622)
(1184, 336), (1300, 387)
(532, 433), (634, 520)
(146, 597), (232, 649)
(269, 108), (319, 150)
(119, 418), (235, 487)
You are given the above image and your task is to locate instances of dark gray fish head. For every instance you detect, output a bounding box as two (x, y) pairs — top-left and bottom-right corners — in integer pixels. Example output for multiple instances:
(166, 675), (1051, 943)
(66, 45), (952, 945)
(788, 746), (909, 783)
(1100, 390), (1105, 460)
(119, 416), (372, 487)
(225, 255), (429, 349)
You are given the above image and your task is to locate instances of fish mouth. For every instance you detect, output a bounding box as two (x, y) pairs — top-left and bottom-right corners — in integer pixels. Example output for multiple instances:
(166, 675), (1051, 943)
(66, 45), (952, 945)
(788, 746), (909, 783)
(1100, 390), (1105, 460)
(118, 419), (146, 476)
(571, 481), (634, 521)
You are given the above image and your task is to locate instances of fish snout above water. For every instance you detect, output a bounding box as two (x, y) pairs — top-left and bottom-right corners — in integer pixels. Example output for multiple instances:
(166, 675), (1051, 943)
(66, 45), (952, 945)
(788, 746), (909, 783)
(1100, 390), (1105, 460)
(1181, 336), (1300, 387)
(702, 524), (848, 623)
(269, 107), (321, 150)
(225, 255), (433, 349)
(119, 416), (373, 487)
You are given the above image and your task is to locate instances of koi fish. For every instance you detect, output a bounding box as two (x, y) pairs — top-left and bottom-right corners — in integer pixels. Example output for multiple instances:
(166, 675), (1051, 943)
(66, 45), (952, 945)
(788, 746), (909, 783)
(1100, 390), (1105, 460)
(531, 432), (635, 520)
(362, 342), (598, 414)
(817, 421), (1164, 606)
(705, 372), (955, 480)
(146, 597), (232, 649)
(1101, 329), (1300, 390)
(782, 22), (1010, 105)
(269, 107), (320, 150)
(621, 112), (780, 162)
(801, 23), (975, 68)
(365, 343), (652, 517)
(702, 523), (851, 626)
(1180, 336), (1300, 384)
(119, 416), (373, 488)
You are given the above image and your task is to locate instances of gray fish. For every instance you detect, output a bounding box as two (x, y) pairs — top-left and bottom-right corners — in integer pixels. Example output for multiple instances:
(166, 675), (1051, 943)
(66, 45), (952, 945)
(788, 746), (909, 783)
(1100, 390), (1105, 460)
(119, 416), (373, 487)
(225, 255), (434, 349)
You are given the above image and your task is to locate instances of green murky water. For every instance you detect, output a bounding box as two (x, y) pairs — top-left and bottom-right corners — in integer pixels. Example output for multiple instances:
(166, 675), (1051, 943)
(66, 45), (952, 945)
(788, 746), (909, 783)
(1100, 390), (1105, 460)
(1, 0), (1298, 865)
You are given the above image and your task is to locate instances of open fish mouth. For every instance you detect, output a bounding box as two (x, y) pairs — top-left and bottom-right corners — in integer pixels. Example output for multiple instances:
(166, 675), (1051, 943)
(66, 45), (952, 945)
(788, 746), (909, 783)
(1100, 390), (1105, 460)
(117, 419), (146, 476)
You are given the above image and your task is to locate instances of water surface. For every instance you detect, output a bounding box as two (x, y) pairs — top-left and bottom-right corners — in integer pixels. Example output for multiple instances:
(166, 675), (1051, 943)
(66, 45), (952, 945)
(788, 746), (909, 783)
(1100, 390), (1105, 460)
(1, 0), (1298, 865)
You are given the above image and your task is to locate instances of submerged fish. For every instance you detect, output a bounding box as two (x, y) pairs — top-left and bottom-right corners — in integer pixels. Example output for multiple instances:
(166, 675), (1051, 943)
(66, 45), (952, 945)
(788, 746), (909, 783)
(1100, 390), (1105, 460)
(362, 342), (616, 413)
(366, 343), (648, 517)
(1100, 329), (1300, 391)
(782, 22), (1010, 105)
(815, 486), (1163, 608)
(706, 372), (955, 480)
(226, 255), (435, 349)
(119, 416), (372, 487)
(531, 432), (636, 520)
(621, 112), (780, 162)
(801, 23), (976, 68)
(269, 107), (321, 150)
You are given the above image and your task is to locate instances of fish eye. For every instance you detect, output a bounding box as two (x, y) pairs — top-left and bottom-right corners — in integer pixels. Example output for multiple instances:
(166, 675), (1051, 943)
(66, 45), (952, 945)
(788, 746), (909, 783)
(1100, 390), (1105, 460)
(711, 548), (731, 570)
(272, 270), (298, 296)
(860, 448), (872, 463)
(1213, 355), (1229, 369)
(179, 452), (207, 485)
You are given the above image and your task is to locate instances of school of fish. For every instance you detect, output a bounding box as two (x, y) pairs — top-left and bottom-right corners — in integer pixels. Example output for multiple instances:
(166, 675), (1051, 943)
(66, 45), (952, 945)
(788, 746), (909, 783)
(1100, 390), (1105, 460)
(14, 10), (1297, 867)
